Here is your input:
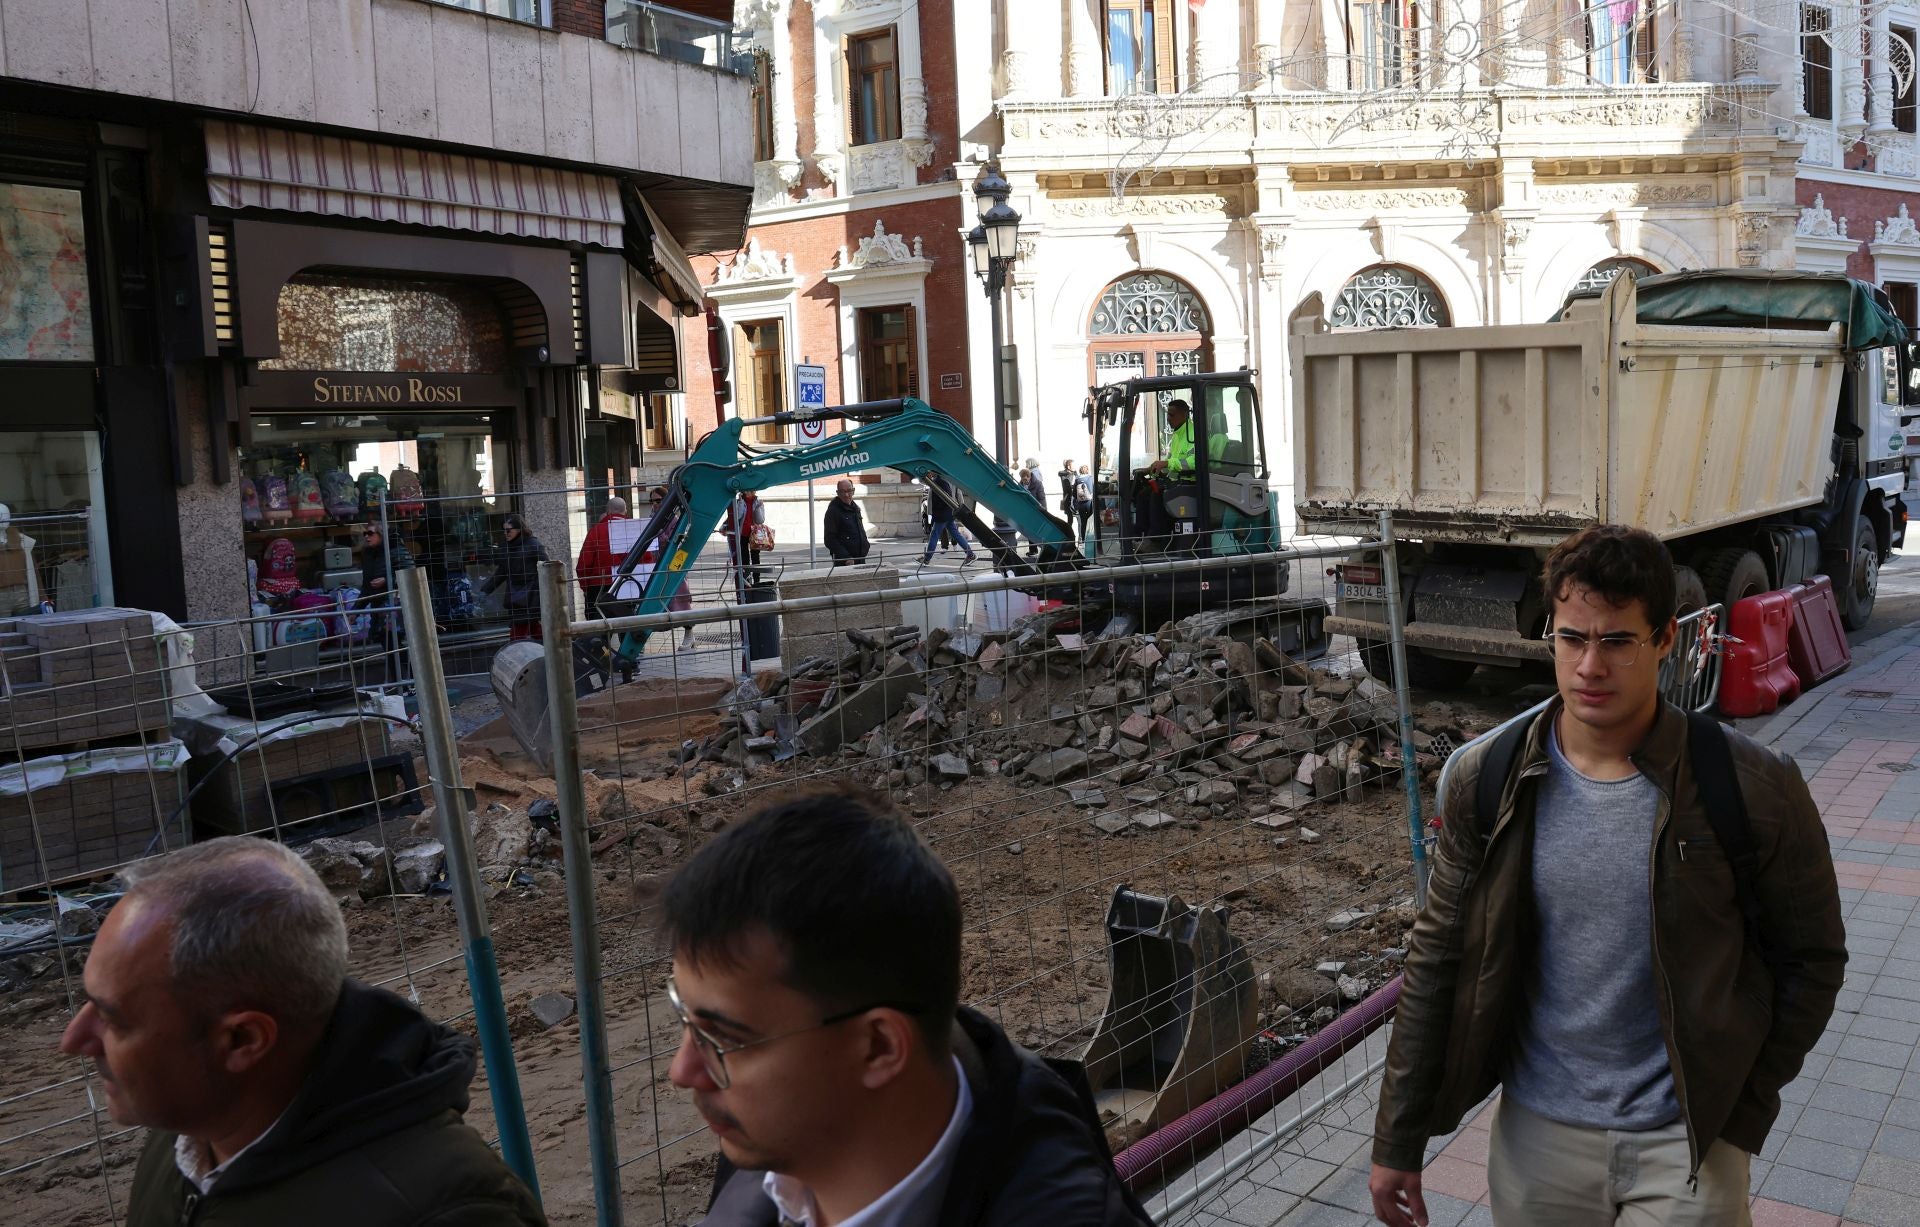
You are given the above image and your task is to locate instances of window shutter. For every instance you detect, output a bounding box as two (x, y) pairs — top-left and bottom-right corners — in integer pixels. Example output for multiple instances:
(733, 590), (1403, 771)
(1155, 0), (1178, 92)
(846, 38), (861, 144)
(904, 304), (920, 399)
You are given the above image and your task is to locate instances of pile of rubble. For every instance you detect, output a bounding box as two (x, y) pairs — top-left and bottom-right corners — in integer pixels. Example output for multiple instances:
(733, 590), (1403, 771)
(299, 835), (448, 901)
(684, 606), (1450, 830)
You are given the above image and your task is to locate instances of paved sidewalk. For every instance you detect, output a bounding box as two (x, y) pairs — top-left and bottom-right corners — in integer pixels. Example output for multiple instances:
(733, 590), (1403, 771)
(1168, 622), (1920, 1227)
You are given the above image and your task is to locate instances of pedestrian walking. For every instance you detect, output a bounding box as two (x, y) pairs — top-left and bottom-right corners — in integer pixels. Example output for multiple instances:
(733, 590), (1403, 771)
(574, 494), (629, 616)
(1369, 523), (1845, 1227)
(720, 491), (770, 589)
(920, 474), (977, 565)
(1058, 457), (1078, 519)
(648, 486), (695, 650)
(1073, 464), (1095, 546)
(63, 836), (545, 1227)
(823, 479), (871, 566)
(1021, 460), (1048, 557)
(663, 786), (1155, 1227)
(482, 514), (547, 642)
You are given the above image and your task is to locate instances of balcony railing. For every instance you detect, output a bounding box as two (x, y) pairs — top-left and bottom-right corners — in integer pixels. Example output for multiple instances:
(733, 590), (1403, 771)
(605, 1), (752, 76)
(423, 0), (549, 25)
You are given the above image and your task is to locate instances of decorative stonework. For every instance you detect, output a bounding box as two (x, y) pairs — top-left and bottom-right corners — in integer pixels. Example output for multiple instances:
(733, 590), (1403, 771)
(1496, 212), (1535, 277)
(713, 238), (794, 286)
(1877, 204), (1920, 248)
(1732, 32), (1761, 81)
(1535, 182), (1715, 207)
(1294, 187), (1480, 213)
(1048, 193), (1242, 220)
(1258, 228), (1286, 284)
(1796, 195), (1848, 239)
(1734, 214), (1771, 267)
(849, 141), (918, 194)
(844, 220), (922, 267)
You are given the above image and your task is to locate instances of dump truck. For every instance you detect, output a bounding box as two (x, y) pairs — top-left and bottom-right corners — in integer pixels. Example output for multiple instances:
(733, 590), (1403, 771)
(1292, 269), (1917, 686)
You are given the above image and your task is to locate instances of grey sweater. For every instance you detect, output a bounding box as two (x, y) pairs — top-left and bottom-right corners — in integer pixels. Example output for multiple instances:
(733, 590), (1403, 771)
(1502, 722), (1680, 1131)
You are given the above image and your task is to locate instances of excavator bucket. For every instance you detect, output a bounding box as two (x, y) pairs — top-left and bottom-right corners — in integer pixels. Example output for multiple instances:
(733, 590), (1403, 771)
(488, 639), (610, 770)
(1081, 886), (1258, 1133)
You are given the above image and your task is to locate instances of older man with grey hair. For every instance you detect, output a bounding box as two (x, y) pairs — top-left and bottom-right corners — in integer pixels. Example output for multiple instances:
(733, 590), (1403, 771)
(61, 836), (544, 1226)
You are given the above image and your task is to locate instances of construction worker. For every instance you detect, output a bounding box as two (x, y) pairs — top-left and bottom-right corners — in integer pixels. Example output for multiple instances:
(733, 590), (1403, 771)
(1153, 399), (1195, 478)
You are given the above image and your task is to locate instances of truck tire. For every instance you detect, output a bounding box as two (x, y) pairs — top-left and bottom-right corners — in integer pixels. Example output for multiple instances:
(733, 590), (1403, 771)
(1359, 641), (1477, 690)
(1840, 517), (1879, 631)
(1672, 566), (1708, 617)
(1697, 549), (1770, 611)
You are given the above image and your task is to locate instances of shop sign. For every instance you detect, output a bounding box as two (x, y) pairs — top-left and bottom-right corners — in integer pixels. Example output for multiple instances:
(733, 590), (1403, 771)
(310, 375), (467, 405)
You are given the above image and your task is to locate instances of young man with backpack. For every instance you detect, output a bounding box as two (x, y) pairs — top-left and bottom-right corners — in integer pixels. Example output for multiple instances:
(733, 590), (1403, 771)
(1370, 524), (1845, 1227)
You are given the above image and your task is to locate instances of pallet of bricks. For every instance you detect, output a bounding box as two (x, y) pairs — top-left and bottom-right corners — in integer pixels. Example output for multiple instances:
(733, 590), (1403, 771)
(0, 609), (183, 894)
(191, 716), (412, 838)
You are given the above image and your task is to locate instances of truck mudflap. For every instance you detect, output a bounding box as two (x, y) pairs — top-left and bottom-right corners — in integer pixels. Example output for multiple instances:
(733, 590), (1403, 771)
(1326, 615), (1552, 664)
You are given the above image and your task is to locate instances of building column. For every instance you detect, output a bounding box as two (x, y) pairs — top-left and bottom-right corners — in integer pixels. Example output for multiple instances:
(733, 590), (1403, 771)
(1252, 0), (1286, 87)
(897, 0), (932, 163)
(812, 17), (844, 191)
(1870, 8), (1897, 139)
(1841, 22), (1869, 144)
(1067, 0), (1102, 96)
(769, 1), (802, 188)
(1191, 0), (1240, 91)
(1004, 0), (1062, 98)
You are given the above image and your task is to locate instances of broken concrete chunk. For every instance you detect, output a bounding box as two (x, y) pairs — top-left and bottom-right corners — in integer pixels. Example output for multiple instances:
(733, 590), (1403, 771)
(931, 753), (972, 780)
(1337, 975), (1368, 1003)
(1132, 809), (1180, 831)
(1130, 643), (1164, 670)
(1023, 748), (1091, 784)
(530, 992), (577, 1029)
(1182, 780), (1238, 807)
(1091, 812), (1134, 836)
(1298, 827), (1321, 844)
(1068, 786), (1108, 808)
(1324, 904), (1379, 933)
(1295, 753), (1326, 785)
(1267, 782), (1316, 811)
(1315, 960), (1348, 978)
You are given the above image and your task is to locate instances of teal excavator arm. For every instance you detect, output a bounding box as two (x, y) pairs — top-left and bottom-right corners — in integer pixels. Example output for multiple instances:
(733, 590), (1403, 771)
(602, 397), (1078, 661)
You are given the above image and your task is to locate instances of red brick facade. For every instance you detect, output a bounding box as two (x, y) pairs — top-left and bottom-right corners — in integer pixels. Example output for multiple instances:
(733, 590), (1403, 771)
(551, 0), (602, 39)
(1796, 178), (1918, 283)
(675, 0), (978, 455)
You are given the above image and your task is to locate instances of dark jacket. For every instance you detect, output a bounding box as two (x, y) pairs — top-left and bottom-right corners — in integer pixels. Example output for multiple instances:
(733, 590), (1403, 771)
(483, 532), (548, 616)
(824, 498), (870, 562)
(128, 980), (545, 1227)
(1373, 698), (1846, 1176)
(359, 539), (412, 594)
(927, 476), (961, 525)
(700, 1006), (1152, 1227)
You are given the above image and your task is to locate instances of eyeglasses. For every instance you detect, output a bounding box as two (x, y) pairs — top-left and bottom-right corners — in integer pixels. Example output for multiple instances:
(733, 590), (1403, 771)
(665, 978), (921, 1089)
(1544, 628), (1659, 668)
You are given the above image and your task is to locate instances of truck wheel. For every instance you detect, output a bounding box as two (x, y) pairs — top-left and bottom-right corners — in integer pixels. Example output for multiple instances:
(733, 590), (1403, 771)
(1697, 549), (1770, 611)
(1840, 518), (1879, 631)
(1672, 566), (1708, 617)
(1359, 641), (1476, 690)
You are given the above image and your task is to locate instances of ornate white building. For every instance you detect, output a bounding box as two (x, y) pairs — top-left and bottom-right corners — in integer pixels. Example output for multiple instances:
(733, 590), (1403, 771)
(952, 0), (1808, 514)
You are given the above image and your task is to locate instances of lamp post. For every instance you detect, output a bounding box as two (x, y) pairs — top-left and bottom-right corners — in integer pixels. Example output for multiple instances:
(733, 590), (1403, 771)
(970, 162), (1022, 468)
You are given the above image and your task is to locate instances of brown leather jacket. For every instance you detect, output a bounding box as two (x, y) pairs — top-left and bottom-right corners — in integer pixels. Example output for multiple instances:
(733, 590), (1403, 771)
(1373, 699), (1846, 1176)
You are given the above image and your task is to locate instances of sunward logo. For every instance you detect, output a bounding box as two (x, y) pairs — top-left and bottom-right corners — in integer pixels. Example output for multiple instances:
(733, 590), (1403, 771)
(800, 450), (871, 478)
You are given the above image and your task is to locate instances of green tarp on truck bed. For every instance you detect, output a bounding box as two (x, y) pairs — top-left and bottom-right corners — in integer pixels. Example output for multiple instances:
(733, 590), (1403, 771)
(1564, 269), (1910, 350)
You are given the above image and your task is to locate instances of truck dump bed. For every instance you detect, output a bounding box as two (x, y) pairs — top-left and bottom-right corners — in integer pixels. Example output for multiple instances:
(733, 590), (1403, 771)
(1292, 272), (1862, 546)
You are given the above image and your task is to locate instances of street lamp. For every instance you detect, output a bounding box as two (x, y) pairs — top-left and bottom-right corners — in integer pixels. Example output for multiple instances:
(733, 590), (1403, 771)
(970, 162), (1022, 468)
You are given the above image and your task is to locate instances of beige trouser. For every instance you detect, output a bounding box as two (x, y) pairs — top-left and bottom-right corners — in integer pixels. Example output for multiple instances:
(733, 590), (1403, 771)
(1488, 1096), (1752, 1226)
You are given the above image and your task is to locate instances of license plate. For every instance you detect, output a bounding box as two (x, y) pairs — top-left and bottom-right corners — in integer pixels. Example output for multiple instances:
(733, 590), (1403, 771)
(1339, 582), (1387, 601)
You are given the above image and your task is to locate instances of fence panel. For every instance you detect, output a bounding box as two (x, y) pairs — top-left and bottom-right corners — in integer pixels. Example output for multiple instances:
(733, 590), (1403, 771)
(0, 601), (489, 1225)
(535, 517), (1443, 1226)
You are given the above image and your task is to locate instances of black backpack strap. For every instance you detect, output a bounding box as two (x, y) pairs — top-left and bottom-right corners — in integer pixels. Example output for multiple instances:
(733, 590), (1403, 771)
(1685, 711), (1771, 970)
(1475, 714), (1537, 835)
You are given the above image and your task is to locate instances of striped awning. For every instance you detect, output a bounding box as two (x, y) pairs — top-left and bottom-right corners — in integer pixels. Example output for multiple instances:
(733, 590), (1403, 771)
(204, 120), (622, 248)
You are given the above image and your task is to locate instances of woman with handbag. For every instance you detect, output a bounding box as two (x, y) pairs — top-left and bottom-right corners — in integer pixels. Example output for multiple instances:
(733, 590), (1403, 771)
(721, 491), (772, 591)
(482, 514), (549, 642)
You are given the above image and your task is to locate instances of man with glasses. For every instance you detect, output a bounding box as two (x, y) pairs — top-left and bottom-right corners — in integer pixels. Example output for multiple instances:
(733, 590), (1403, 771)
(663, 786), (1152, 1227)
(1370, 524), (1844, 1227)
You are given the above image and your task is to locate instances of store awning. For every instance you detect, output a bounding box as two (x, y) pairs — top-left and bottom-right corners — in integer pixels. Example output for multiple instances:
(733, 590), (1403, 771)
(204, 119), (623, 249)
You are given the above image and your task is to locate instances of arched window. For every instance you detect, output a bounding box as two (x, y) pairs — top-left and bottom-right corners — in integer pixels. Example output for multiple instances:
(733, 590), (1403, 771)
(1090, 272), (1212, 336)
(1330, 265), (1450, 329)
(1571, 256), (1659, 297)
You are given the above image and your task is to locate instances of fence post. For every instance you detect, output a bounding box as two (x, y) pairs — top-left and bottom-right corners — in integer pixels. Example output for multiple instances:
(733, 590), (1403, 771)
(1376, 510), (1429, 905)
(540, 560), (626, 1227)
(396, 568), (543, 1200)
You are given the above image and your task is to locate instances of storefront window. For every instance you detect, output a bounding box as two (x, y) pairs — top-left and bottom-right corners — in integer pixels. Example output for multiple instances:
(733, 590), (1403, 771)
(0, 182), (93, 362)
(239, 412), (518, 640)
(0, 430), (111, 612)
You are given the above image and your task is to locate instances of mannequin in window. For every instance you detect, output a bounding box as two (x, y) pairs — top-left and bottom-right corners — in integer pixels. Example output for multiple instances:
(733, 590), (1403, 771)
(0, 504), (40, 614)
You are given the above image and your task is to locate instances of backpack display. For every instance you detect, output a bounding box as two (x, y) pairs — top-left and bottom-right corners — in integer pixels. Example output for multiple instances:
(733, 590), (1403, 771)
(241, 478), (262, 526)
(289, 469), (325, 523)
(275, 591), (336, 646)
(258, 537), (300, 598)
(387, 465), (427, 518)
(357, 470), (389, 517)
(305, 444), (341, 475)
(320, 470), (359, 520)
(258, 474), (291, 525)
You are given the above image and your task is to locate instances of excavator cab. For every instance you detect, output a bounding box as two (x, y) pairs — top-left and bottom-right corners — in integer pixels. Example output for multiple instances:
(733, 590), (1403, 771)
(1088, 371), (1283, 617)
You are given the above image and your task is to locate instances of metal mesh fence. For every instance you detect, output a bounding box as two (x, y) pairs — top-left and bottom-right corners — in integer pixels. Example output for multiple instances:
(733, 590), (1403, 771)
(0, 602), (482, 1226)
(533, 518), (1442, 1226)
